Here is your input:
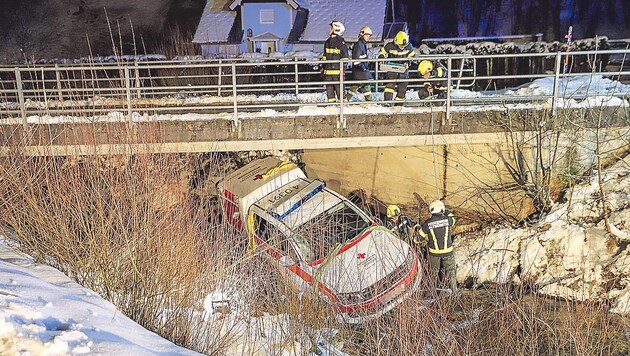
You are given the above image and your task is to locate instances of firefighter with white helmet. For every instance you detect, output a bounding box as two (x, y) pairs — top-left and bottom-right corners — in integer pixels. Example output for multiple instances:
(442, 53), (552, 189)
(378, 31), (416, 104)
(418, 59), (448, 102)
(386, 204), (421, 245)
(417, 200), (458, 294)
(323, 20), (350, 102)
(360, 26), (373, 36)
(345, 26), (374, 102)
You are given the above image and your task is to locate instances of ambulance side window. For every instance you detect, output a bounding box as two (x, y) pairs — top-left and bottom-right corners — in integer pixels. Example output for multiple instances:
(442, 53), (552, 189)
(253, 214), (304, 261)
(254, 214), (277, 244)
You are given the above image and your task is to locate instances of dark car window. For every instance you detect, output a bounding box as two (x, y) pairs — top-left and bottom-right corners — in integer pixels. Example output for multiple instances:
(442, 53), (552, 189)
(295, 201), (370, 262)
(253, 213), (299, 260)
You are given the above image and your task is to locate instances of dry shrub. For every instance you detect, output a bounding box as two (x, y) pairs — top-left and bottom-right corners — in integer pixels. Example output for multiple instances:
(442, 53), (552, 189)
(333, 283), (629, 356)
(0, 150), (245, 352)
(152, 24), (199, 60)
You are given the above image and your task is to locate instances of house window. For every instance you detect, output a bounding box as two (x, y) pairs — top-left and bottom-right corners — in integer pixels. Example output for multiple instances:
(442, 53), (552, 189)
(260, 9), (274, 24)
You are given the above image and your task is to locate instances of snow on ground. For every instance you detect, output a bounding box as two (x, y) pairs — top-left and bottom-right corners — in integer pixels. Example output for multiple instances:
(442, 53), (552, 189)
(0, 237), (346, 355)
(454, 155), (630, 313)
(0, 238), (203, 355)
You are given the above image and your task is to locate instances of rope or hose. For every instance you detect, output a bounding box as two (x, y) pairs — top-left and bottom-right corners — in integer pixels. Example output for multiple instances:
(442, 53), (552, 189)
(429, 105), (440, 199)
(312, 242), (343, 300)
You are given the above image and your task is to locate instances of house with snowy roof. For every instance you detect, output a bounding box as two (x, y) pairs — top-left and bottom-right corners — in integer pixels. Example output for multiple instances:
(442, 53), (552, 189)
(193, 0), (393, 56)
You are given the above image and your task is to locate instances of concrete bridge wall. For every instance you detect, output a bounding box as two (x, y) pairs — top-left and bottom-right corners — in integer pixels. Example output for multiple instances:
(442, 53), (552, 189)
(1, 107), (627, 154)
(1, 107), (628, 220)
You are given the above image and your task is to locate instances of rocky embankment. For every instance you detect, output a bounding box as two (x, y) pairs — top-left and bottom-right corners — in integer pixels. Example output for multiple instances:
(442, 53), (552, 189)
(455, 154), (630, 313)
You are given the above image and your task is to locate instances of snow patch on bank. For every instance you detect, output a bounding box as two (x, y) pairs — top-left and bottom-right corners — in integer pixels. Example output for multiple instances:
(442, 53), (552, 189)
(455, 154), (630, 314)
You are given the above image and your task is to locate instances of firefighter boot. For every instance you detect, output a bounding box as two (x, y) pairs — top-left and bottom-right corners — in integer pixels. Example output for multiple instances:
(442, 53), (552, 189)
(345, 85), (359, 101)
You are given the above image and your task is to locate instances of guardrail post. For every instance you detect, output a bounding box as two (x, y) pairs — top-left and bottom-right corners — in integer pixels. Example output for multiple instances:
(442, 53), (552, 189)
(374, 60), (380, 94)
(41, 67), (49, 116)
(338, 59), (346, 130)
(446, 57), (452, 125)
(54, 64), (64, 102)
(294, 58), (299, 95)
(134, 61), (141, 98)
(551, 52), (562, 118)
(456, 57), (465, 89)
(124, 67), (133, 126)
(14, 67), (27, 130)
(231, 62), (239, 131)
(218, 59), (222, 96)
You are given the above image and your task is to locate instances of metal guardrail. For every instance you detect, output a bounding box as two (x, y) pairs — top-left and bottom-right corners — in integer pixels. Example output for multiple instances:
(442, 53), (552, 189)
(1, 49), (629, 129)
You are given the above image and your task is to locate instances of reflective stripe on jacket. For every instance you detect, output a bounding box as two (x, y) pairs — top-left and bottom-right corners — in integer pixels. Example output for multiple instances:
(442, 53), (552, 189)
(323, 35), (349, 75)
(418, 212), (456, 255)
(424, 62), (448, 90)
(352, 37), (369, 70)
(378, 41), (415, 61)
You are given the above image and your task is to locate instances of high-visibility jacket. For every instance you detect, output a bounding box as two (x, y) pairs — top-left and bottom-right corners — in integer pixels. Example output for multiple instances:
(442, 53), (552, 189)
(378, 41), (415, 62)
(418, 212), (456, 256)
(323, 35), (349, 75)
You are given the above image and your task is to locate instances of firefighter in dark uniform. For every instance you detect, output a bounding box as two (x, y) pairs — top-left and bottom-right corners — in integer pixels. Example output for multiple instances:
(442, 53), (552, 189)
(417, 200), (457, 293)
(386, 204), (421, 245)
(345, 26), (374, 101)
(378, 31), (416, 103)
(323, 21), (350, 102)
(418, 60), (448, 101)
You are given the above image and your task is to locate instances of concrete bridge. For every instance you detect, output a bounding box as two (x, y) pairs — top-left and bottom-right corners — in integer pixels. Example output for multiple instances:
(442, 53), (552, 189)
(0, 108), (482, 155)
(4, 103), (628, 219)
(1, 48), (629, 157)
(1, 51), (629, 218)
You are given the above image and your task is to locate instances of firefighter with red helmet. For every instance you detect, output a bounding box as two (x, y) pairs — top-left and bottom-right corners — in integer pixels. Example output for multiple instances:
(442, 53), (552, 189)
(323, 20), (350, 102)
(378, 31), (416, 103)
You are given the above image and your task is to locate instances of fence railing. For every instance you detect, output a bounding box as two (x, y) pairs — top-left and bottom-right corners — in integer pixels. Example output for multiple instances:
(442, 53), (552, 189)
(1, 49), (629, 129)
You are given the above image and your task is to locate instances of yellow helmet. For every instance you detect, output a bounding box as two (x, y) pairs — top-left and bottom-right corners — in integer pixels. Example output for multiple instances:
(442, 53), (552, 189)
(394, 31), (409, 47)
(360, 26), (373, 36)
(386, 205), (401, 219)
(418, 60), (433, 75)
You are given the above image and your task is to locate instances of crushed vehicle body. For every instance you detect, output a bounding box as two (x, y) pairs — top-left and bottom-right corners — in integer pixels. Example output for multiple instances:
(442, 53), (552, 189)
(217, 157), (420, 324)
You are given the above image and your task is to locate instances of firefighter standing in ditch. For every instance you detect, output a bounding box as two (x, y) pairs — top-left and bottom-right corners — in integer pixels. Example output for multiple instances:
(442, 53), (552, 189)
(386, 205), (421, 247)
(378, 31), (416, 104)
(417, 200), (458, 293)
(323, 20), (350, 102)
